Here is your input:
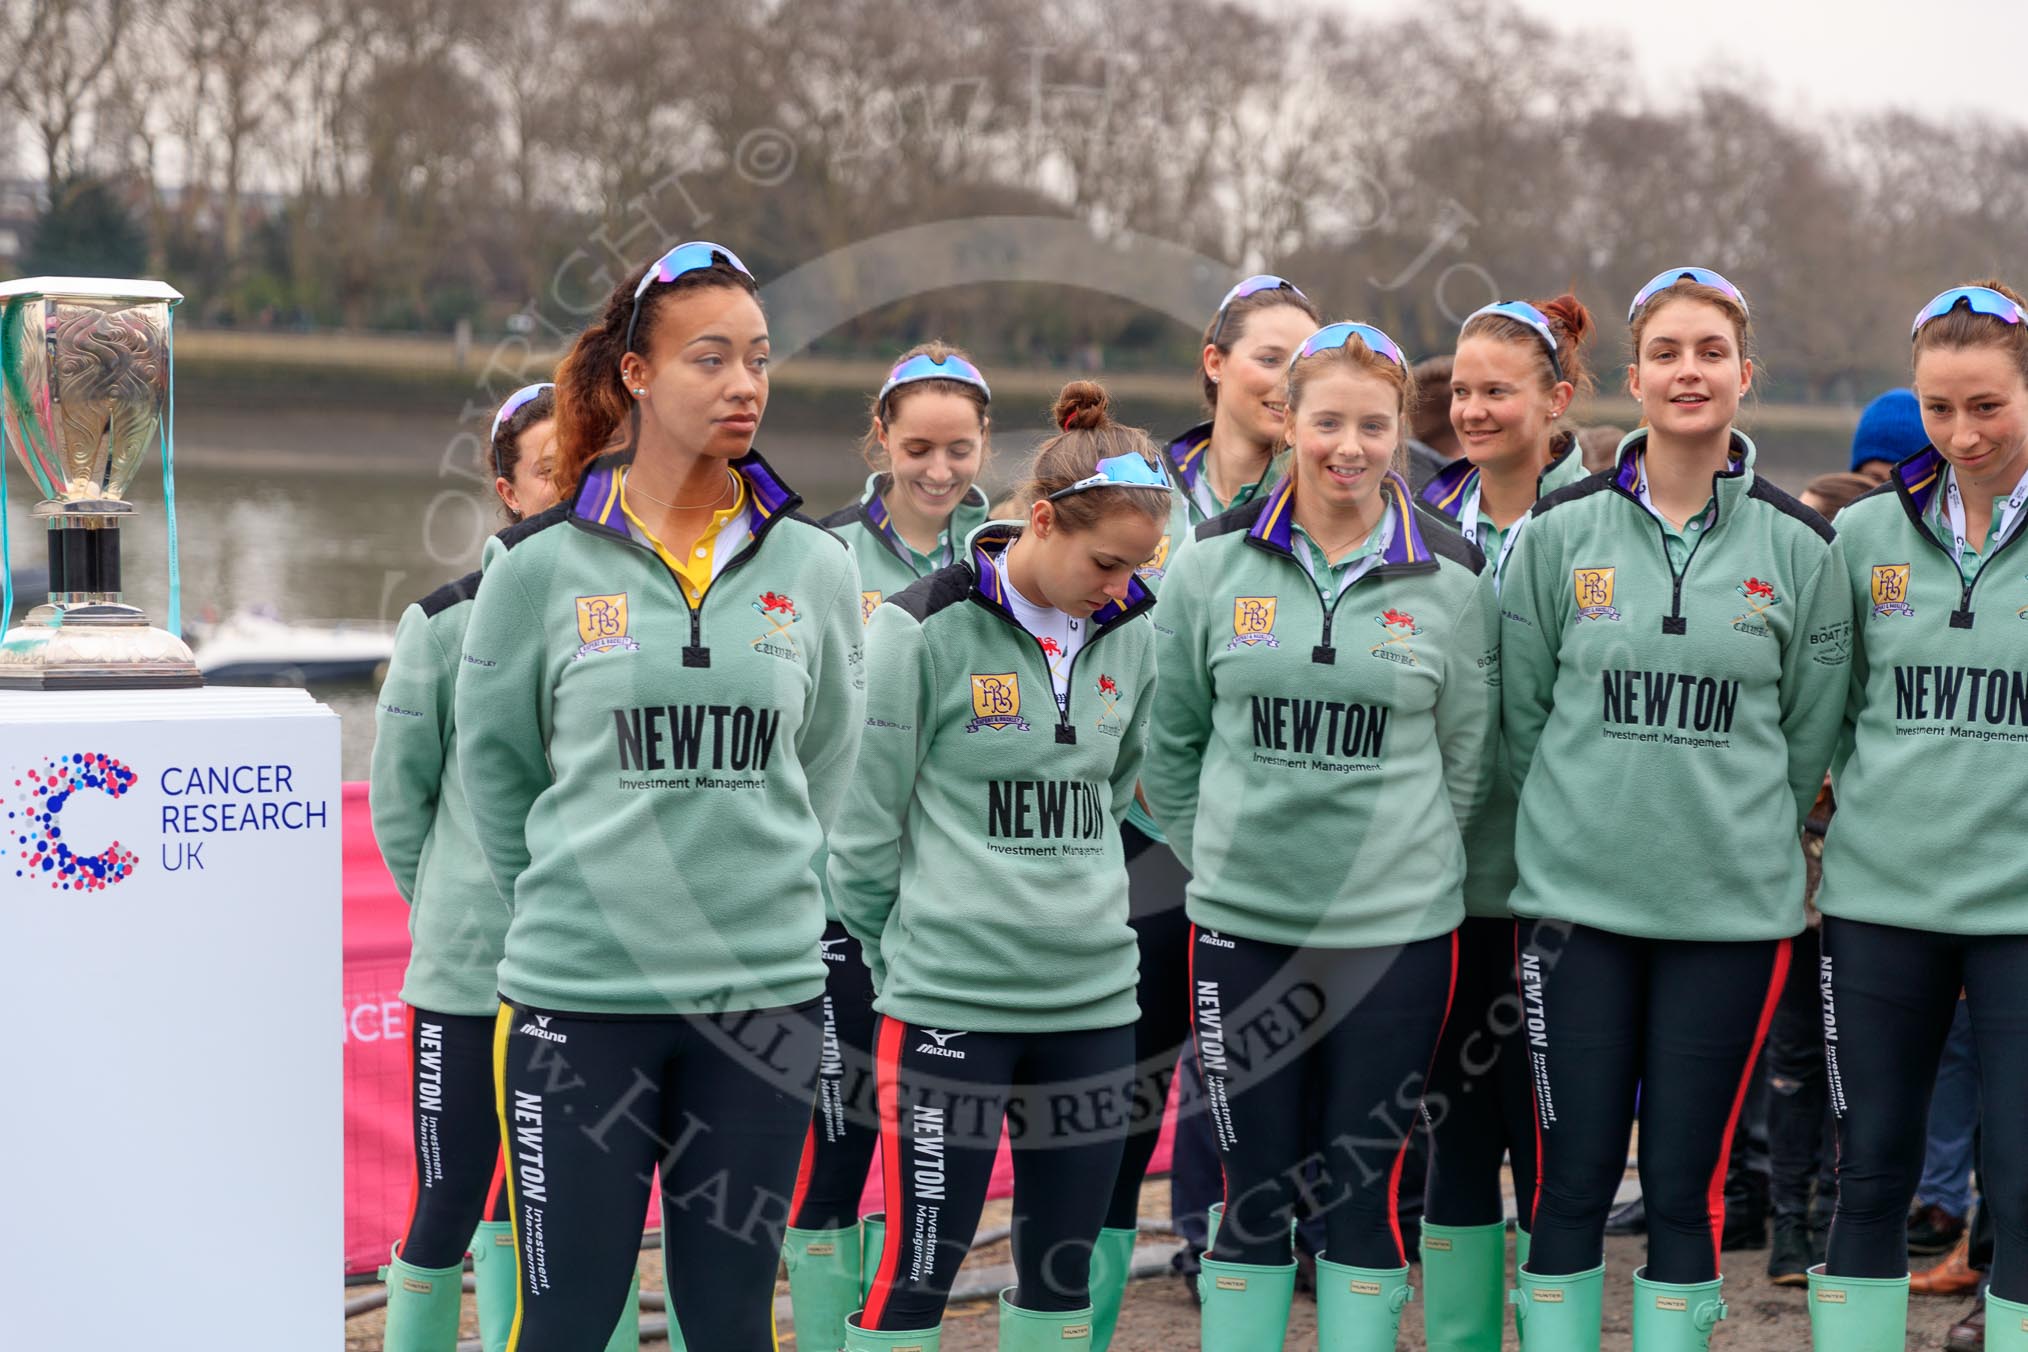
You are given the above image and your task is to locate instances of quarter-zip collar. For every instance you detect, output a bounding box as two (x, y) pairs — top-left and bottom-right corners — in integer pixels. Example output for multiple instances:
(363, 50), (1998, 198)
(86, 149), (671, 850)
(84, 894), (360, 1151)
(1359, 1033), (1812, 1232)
(1609, 427), (1756, 519)
(963, 520), (1154, 638)
(564, 446), (803, 667)
(1245, 469), (1434, 572)
(1420, 432), (1581, 515)
(853, 471), (991, 574)
(1889, 445), (2028, 628)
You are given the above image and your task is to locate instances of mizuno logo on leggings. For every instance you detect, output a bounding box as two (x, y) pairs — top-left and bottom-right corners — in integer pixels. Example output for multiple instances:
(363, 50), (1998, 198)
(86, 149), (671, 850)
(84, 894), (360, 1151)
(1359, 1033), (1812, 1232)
(510, 1089), (548, 1204)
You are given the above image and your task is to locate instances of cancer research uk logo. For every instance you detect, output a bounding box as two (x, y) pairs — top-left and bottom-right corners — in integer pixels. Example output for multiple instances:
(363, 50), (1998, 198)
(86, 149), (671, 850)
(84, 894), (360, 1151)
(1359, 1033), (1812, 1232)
(2, 753), (139, 891)
(4, 753), (331, 891)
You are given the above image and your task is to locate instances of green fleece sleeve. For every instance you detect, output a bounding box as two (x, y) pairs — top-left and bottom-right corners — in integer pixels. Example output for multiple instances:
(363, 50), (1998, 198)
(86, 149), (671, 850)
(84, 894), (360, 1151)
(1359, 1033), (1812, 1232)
(1497, 514), (1564, 794)
(368, 604), (449, 903)
(827, 604), (933, 991)
(1828, 535), (1867, 785)
(1109, 637), (1159, 827)
(1142, 543), (1214, 872)
(453, 561), (551, 908)
(1437, 570), (1501, 835)
(798, 551), (868, 834)
(1780, 545), (1853, 826)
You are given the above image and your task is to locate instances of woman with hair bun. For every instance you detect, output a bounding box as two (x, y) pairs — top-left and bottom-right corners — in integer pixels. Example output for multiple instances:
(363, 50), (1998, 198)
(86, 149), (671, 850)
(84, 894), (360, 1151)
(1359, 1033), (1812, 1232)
(1146, 320), (1499, 1349)
(777, 343), (996, 1346)
(454, 242), (866, 1351)
(1808, 279), (2028, 1350)
(1416, 295), (1594, 1350)
(829, 380), (1170, 1350)
(1498, 268), (1851, 1350)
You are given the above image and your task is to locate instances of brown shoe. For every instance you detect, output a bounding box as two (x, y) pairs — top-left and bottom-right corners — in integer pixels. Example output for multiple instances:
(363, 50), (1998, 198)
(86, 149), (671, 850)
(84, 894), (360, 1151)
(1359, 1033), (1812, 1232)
(1945, 1298), (1984, 1352)
(1911, 1235), (1980, 1296)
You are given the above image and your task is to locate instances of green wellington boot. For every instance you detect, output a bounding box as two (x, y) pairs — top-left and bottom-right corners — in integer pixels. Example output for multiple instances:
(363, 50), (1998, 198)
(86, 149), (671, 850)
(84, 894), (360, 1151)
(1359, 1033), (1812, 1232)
(861, 1212), (888, 1303)
(785, 1224), (864, 1352)
(1420, 1222), (1507, 1352)
(1629, 1268), (1724, 1352)
(378, 1244), (466, 1352)
(1510, 1263), (1605, 1352)
(600, 1270), (641, 1351)
(997, 1286), (1094, 1348)
(1987, 1291), (2028, 1350)
(469, 1222), (518, 1352)
(1087, 1227), (1138, 1350)
(1804, 1267), (1906, 1351)
(845, 1310), (942, 1351)
(1198, 1255), (1297, 1351)
(1315, 1255), (1413, 1351)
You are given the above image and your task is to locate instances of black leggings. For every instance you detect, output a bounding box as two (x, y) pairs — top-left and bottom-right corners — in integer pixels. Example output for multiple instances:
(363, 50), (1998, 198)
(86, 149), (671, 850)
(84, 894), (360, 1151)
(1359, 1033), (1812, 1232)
(1765, 924), (1833, 1222)
(1104, 822), (1194, 1230)
(789, 922), (882, 1231)
(493, 998), (823, 1352)
(1190, 926), (1456, 1270)
(1423, 918), (1540, 1231)
(862, 1017), (1133, 1329)
(401, 1008), (511, 1268)
(1821, 916), (2028, 1299)
(1523, 923), (1788, 1283)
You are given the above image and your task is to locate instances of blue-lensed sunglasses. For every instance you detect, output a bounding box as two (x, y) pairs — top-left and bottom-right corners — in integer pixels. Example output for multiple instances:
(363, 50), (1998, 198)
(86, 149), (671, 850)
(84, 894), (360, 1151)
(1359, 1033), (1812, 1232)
(1465, 301), (1565, 384)
(489, 382), (554, 442)
(1290, 321), (1407, 371)
(624, 241), (755, 352)
(876, 352), (992, 410)
(1910, 285), (2027, 339)
(1627, 266), (1748, 323)
(1208, 274), (1309, 347)
(1047, 452), (1170, 500)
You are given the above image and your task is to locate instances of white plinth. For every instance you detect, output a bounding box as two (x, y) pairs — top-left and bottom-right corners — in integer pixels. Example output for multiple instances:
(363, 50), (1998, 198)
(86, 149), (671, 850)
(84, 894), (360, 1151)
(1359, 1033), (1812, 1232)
(0, 686), (341, 1350)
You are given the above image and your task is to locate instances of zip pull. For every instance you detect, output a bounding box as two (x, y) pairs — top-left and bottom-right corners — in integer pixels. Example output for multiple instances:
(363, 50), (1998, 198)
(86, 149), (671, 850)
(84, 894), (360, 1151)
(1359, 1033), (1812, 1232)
(1662, 575), (1687, 635)
(1056, 724), (1077, 745)
(685, 606), (710, 667)
(1313, 614), (1336, 664)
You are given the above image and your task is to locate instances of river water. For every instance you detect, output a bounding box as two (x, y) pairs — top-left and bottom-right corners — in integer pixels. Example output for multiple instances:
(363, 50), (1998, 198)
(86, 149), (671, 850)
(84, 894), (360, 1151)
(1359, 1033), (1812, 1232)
(3, 401), (1858, 779)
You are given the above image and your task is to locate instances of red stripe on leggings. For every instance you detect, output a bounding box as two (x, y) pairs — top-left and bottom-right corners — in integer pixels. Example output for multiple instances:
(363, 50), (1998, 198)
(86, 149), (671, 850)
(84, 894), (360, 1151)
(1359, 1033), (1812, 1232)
(1705, 937), (1792, 1276)
(787, 1121), (818, 1228)
(861, 1016), (909, 1328)
(1517, 924), (1547, 1242)
(1388, 930), (1462, 1265)
(1186, 925), (1231, 1237)
(483, 1149), (508, 1222)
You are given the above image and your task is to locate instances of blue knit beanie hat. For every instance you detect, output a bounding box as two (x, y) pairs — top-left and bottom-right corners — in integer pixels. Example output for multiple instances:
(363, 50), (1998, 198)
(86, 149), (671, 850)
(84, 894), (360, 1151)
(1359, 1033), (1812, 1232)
(1850, 388), (1926, 471)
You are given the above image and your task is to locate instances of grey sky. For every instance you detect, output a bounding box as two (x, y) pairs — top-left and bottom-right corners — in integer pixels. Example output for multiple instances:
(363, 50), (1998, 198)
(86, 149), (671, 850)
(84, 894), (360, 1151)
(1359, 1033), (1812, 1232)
(1348, 0), (2028, 126)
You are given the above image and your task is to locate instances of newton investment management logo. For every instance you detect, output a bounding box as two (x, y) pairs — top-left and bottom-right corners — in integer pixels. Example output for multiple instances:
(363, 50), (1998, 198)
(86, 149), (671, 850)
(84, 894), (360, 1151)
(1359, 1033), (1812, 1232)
(3, 752), (332, 890)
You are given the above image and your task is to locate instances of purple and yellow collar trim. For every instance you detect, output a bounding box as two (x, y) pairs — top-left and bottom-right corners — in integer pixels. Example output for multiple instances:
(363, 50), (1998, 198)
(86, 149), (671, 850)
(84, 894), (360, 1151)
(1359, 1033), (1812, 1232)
(967, 522), (1152, 629)
(1895, 446), (1946, 515)
(574, 448), (797, 532)
(1421, 455), (1478, 514)
(1162, 422), (1213, 492)
(1249, 469), (1428, 566)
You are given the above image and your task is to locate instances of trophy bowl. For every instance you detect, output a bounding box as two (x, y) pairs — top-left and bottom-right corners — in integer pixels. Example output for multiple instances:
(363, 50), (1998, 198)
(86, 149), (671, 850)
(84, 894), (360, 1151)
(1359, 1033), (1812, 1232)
(0, 277), (201, 688)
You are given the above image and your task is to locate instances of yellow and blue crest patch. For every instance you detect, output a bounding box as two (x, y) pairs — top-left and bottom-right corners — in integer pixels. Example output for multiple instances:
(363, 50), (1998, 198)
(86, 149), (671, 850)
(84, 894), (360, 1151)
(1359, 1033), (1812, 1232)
(966, 672), (1031, 733)
(1871, 563), (1913, 618)
(1573, 567), (1621, 622)
(573, 593), (640, 659)
(1228, 596), (1280, 649)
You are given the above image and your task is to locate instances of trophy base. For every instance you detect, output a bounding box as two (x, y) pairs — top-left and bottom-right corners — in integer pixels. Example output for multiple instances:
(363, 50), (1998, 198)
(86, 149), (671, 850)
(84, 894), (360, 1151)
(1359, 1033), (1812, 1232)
(0, 603), (203, 690)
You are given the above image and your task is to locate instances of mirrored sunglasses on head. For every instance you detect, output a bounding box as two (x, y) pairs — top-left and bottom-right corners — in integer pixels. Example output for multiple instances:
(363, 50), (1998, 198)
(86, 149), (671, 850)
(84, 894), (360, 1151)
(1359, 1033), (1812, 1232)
(1047, 453), (1170, 500)
(1290, 321), (1407, 370)
(1911, 285), (2027, 339)
(1627, 266), (1747, 323)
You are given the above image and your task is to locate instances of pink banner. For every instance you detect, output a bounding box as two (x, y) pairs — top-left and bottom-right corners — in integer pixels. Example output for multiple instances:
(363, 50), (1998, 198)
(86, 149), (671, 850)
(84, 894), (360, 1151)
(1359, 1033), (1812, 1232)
(341, 784), (1173, 1274)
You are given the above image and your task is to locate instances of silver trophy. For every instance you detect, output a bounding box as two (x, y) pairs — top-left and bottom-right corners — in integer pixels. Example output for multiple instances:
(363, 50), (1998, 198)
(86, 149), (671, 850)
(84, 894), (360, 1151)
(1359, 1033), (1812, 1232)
(0, 277), (200, 688)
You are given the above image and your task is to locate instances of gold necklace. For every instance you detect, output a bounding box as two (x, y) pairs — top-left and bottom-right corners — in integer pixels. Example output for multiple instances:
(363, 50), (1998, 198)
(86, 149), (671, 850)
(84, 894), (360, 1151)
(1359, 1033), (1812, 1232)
(626, 468), (736, 512)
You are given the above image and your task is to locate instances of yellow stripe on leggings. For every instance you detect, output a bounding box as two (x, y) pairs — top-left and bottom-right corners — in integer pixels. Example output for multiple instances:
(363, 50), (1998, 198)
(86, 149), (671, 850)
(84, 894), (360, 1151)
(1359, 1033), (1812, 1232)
(492, 1005), (526, 1352)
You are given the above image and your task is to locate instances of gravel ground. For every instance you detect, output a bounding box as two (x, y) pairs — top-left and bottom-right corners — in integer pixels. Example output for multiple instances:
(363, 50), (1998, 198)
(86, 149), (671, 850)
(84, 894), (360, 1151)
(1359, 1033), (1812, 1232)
(345, 1188), (1978, 1350)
